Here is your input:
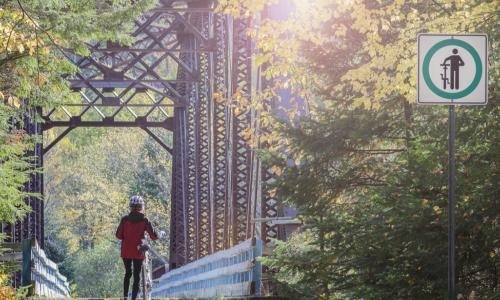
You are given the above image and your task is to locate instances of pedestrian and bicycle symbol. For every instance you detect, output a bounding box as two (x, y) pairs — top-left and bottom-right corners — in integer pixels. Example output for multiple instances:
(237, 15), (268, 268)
(418, 34), (488, 105)
(441, 48), (464, 90)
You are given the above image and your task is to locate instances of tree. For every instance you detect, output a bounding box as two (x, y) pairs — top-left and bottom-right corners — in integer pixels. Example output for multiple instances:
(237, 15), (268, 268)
(70, 240), (123, 298)
(44, 127), (171, 296)
(0, 0), (156, 221)
(0, 0), (155, 290)
(238, 0), (500, 299)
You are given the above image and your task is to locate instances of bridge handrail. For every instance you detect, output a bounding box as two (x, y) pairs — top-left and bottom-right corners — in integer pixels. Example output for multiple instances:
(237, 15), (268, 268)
(151, 238), (262, 298)
(22, 239), (71, 298)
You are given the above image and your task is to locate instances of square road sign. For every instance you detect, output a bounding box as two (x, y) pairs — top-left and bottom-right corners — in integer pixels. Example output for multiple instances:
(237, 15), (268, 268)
(417, 34), (488, 105)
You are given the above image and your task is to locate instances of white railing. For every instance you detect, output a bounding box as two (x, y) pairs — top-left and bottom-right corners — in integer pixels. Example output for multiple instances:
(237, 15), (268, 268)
(151, 238), (263, 299)
(22, 239), (71, 298)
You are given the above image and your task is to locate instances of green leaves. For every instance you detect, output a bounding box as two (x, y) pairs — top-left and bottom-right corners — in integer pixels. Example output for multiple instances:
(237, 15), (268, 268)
(43, 127), (171, 296)
(70, 240), (122, 298)
(0, 105), (32, 224)
(251, 1), (500, 299)
(0, 0), (157, 294)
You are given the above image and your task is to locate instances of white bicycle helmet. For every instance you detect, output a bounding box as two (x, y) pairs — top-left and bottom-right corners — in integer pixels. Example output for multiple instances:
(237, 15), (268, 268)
(129, 195), (145, 210)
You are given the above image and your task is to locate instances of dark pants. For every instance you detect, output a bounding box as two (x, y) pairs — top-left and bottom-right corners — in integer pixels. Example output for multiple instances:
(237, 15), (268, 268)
(123, 258), (143, 300)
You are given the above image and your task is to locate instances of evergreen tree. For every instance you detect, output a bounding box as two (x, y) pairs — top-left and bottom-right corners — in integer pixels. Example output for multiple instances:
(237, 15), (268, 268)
(249, 1), (500, 299)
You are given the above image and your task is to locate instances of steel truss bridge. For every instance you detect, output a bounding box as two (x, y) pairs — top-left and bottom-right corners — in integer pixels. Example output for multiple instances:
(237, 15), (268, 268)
(2, 0), (296, 297)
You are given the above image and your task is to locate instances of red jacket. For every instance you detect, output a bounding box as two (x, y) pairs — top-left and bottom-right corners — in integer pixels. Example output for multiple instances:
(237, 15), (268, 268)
(116, 212), (158, 259)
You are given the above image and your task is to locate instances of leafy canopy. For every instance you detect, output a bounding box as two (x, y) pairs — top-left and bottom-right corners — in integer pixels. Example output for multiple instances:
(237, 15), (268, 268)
(226, 0), (500, 299)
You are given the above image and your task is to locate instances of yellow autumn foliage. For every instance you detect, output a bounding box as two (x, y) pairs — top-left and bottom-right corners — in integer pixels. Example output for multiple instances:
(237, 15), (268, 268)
(0, 8), (42, 60)
(0, 273), (16, 300)
(231, 0), (497, 112)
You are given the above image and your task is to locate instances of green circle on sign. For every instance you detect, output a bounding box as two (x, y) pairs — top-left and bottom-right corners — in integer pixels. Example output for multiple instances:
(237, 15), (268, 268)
(423, 38), (482, 99)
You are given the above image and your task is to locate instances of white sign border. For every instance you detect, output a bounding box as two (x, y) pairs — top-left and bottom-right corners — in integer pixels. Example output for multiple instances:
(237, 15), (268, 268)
(417, 33), (488, 105)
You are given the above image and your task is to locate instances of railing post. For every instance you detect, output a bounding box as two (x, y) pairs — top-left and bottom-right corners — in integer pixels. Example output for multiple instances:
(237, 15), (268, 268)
(21, 238), (71, 298)
(251, 237), (263, 296)
(21, 238), (34, 296)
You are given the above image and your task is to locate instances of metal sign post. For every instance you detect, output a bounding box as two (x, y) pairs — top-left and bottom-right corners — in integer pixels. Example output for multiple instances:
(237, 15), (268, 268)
(447, 106), (456, 300)
(417, 33), (488, 300)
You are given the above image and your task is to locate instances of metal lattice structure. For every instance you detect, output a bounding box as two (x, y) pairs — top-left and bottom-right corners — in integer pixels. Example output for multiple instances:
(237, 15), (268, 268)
(4, 0), (288, 281)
